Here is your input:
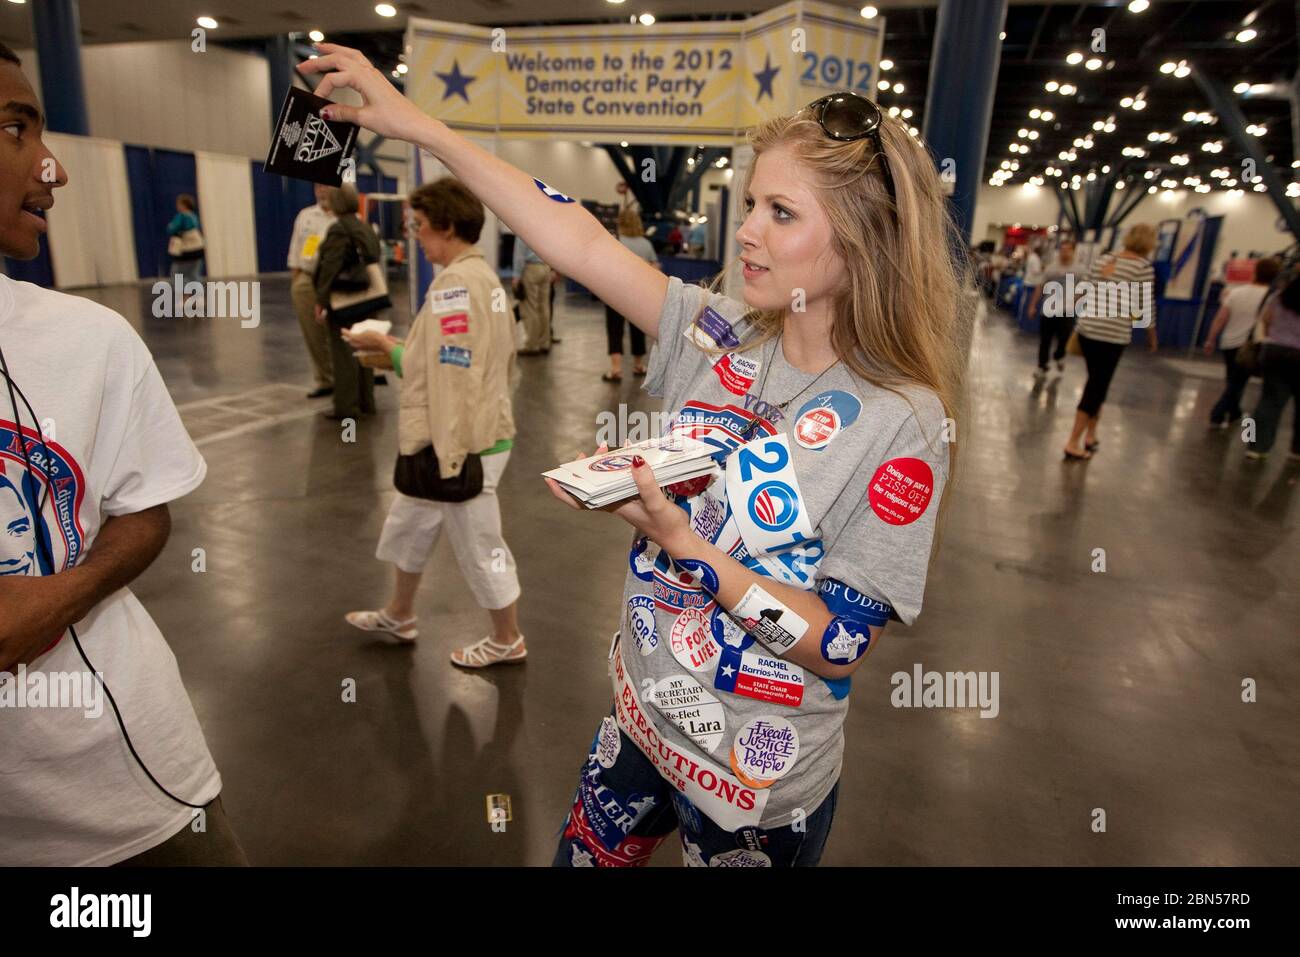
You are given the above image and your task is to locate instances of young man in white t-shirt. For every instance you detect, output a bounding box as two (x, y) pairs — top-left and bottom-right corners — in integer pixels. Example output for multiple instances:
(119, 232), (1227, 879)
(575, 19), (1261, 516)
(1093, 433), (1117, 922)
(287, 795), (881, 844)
(0, 42), (245, 865)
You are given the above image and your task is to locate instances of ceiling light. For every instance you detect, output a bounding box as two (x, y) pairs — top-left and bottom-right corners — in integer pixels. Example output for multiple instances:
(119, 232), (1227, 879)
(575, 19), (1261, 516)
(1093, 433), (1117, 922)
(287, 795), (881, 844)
(1029, 108), (1041, 118)
(879, 79), (890, 91)
(1132, 99), (1146, 111)
(889, 106), (900, 117)
(1018, 128), (1029, 138)
(396, 62), (408, 74)
(375, 3), (397, 16)
(1045, 80), (1059, 92)
(1067, 52), (1084, 65)
(1233, 81), (1249, 94)
(892, 82), (905, 93)
(1085, 58), (1102, 70)
(639, 13), (656, 25)
(1028, 130), (1038, 140)
(860, 6), (878, 18)
(902, 108), (913, 118)
(196, 15), (218, 29)
(1121, 96), (1134, 108)
(309, 29), (325, 42)
(1236, 28), (1257, 43)
(1060, 84), (1076, 95)
(1174, 62), (1191, 78)
(1129, 0), (1149, 11)
(880, 59), (894, 71)
(1042, 111), (1054, 121)
(1115, 180), (1126, 189)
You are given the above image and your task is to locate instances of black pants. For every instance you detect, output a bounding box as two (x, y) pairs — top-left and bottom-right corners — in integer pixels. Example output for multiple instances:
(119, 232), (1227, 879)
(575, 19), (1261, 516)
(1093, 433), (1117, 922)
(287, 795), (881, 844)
(1037, 314), (1074, 368)
(1250, 343), (1300, 454)
(327, 319), (375, 417)
(605, 304), (646, 358)
(1209, 347), (1252, 424)
(1077, 333), (1127, 417)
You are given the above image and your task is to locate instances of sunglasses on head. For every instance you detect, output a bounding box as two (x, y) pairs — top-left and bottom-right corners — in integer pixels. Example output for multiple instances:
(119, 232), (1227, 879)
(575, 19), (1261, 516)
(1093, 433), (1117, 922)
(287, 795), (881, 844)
(803, 91), (897, 209)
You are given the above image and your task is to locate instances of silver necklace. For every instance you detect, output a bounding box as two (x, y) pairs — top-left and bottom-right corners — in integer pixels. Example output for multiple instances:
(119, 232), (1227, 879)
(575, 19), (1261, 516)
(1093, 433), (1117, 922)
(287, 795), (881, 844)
(740, 332), (840, 441)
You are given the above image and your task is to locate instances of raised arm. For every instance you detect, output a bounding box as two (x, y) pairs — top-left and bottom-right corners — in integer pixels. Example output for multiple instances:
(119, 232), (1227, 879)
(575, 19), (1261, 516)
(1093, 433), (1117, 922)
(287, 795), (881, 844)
(299, 44), (669, 339)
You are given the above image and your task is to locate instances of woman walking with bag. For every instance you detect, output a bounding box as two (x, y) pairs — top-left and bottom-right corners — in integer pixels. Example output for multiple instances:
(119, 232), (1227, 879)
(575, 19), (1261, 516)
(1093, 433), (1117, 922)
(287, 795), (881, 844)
(1202, 256), (1280, 428)
(314, 185), (389, 420)
(341, 177), (525, 667)
(166, 194), (204, 309)
(1245, 272), (1300, 461)
(1063, 223), (1158, 461)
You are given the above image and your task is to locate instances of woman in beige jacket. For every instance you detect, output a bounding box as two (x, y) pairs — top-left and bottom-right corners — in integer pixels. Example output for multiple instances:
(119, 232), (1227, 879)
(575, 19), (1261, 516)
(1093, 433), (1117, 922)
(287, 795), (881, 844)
(342, 177), (525, 668)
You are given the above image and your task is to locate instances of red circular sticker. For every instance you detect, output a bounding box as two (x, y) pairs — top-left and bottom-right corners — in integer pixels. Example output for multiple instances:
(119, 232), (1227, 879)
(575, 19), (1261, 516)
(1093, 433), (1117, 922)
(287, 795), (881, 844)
(867, 457), (934, 526)
(794, 407), (840, 450)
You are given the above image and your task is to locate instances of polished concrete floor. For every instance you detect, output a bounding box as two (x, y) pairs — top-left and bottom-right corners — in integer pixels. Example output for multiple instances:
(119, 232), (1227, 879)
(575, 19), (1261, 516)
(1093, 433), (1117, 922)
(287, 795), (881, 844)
(73, 274), (1300, 866)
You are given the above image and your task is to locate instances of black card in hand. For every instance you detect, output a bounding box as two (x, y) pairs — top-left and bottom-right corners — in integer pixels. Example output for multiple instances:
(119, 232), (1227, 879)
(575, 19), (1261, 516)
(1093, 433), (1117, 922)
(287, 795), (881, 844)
(265, 86), (360, 187)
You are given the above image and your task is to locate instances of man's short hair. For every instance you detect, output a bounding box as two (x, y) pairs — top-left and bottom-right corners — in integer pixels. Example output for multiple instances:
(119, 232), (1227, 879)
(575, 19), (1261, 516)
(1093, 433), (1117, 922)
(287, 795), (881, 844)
(408, 177), (485, 244)
(0, 42), (20, 66)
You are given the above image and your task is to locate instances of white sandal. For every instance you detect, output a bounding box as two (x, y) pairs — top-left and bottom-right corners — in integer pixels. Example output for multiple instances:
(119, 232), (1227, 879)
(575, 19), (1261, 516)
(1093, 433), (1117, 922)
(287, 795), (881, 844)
(451, 634), (527, 669)
(345, 609), (419, 642)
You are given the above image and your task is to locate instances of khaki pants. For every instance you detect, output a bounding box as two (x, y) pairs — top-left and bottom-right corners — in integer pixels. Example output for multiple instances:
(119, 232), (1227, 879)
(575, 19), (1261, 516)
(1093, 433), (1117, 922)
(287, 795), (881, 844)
(519, 261), (554, 351)
(292, 271), (333, 388)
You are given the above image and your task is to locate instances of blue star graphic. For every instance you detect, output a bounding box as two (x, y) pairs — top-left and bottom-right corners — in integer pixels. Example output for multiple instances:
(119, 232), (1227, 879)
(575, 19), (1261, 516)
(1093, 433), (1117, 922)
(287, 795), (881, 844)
(754, 54), (779, 101)
(436, 60), (476, 103)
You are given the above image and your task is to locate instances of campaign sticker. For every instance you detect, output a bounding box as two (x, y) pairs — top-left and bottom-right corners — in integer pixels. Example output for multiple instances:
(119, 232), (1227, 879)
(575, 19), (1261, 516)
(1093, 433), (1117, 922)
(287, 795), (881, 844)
(710, 353), (760, 396)
(627, 595), (659, 656)
(438, 345), (471, 368)
(652, 673), (726, 753)
(868, 457), (935, 526)
(594, 714), (621, 769)
(730, 716), (800, 789)
(709, 848), (772, 867)
(818, 578), (893, 626)
(821, 618), (870, 664)
(671, 400), (776, 462)
(589, 454), (636, 473)
(793, 390), (862, 452)
(669, 608), (722, 673)
(731, 582), (809, 656)
(652, 565), (713, 615)
(439, 312), (469, 335)
(794, 407), (839, 451)
(725, 434), (814, 558)
(682, 839), (708, 868)
(714, 648), (805, 707)
(429, 287), (471, 313)
(534, 178), (576, 202)
(711, 607), (751, 651)
(629, 537), (660, 582)
(688, 306), (742, 350)
(578, 760), (658, 851)
(688, 490), (728, 544)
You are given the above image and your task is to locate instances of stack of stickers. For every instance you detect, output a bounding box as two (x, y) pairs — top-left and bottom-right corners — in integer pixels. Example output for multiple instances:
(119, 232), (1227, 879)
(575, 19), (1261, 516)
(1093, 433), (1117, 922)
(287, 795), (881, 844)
(544, 436), (718, 508)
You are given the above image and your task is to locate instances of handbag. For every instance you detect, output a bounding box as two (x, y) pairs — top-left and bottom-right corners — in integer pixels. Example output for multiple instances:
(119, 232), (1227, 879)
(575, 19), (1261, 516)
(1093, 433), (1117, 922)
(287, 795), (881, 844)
(328, 232), (391, 322)
(1066, 329), (1082, 356)
(393, 445), (483, 502)
(1234, 291), (1273, 376)
(167, 228), (204, 258)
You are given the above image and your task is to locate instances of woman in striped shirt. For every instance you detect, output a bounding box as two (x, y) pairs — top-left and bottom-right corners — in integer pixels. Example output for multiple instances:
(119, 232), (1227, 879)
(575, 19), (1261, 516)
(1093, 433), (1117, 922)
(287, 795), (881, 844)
(1064, 223), (1159, 460)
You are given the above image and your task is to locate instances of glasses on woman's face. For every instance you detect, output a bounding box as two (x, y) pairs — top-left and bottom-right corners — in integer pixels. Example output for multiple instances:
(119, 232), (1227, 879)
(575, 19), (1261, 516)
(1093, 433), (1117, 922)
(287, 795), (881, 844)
(803, 91), (897, 210)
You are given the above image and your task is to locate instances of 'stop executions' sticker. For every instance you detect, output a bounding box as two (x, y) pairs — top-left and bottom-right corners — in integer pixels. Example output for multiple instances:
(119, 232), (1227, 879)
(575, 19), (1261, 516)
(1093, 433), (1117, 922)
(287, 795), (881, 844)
(793, 390), (862, 452)
(534, 178), (575, 202)
(867, 457), (934, 526)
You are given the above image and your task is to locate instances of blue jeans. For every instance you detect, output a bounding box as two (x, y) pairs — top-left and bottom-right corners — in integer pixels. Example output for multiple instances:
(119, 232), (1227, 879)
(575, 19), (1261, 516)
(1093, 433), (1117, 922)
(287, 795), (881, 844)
(552, 712), (838, 867)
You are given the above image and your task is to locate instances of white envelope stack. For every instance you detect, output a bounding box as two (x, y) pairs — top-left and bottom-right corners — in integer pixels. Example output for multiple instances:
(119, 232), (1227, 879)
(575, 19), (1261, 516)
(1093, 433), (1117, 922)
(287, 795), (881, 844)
(543, 436), (718, 508)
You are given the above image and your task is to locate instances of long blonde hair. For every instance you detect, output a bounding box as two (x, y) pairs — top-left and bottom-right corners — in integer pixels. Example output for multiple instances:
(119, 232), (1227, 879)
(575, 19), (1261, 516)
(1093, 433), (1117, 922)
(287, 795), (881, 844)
(708, 106), (972, 520)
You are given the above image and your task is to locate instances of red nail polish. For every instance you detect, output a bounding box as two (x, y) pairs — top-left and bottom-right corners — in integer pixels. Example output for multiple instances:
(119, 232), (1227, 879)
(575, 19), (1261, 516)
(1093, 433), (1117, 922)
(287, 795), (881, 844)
(631, 455), (645, 467)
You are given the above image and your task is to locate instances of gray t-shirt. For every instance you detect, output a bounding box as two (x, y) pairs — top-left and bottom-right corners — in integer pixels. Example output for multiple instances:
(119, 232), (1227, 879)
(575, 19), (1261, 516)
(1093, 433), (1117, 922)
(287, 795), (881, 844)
(611, 275), (949, 833)
(619, 234), (658, 265)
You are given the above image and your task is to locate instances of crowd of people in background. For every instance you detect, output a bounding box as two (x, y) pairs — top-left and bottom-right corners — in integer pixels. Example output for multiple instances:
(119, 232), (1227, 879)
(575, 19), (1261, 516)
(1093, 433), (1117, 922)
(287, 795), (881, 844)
(978, 224), (1298, 464)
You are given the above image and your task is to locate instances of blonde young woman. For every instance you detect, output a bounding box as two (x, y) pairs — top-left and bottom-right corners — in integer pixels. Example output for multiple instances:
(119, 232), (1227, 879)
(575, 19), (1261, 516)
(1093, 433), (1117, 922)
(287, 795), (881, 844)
(301, 47), (966, 867)
(603, 206), (659, 382)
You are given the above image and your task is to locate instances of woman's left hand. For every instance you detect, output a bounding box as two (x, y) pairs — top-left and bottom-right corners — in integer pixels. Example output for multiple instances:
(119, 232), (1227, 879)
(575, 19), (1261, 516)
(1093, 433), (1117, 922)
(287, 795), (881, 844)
(545, 449), (691, 549)
(342, 328), (393, 352)
(314, 304), (327, 325)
